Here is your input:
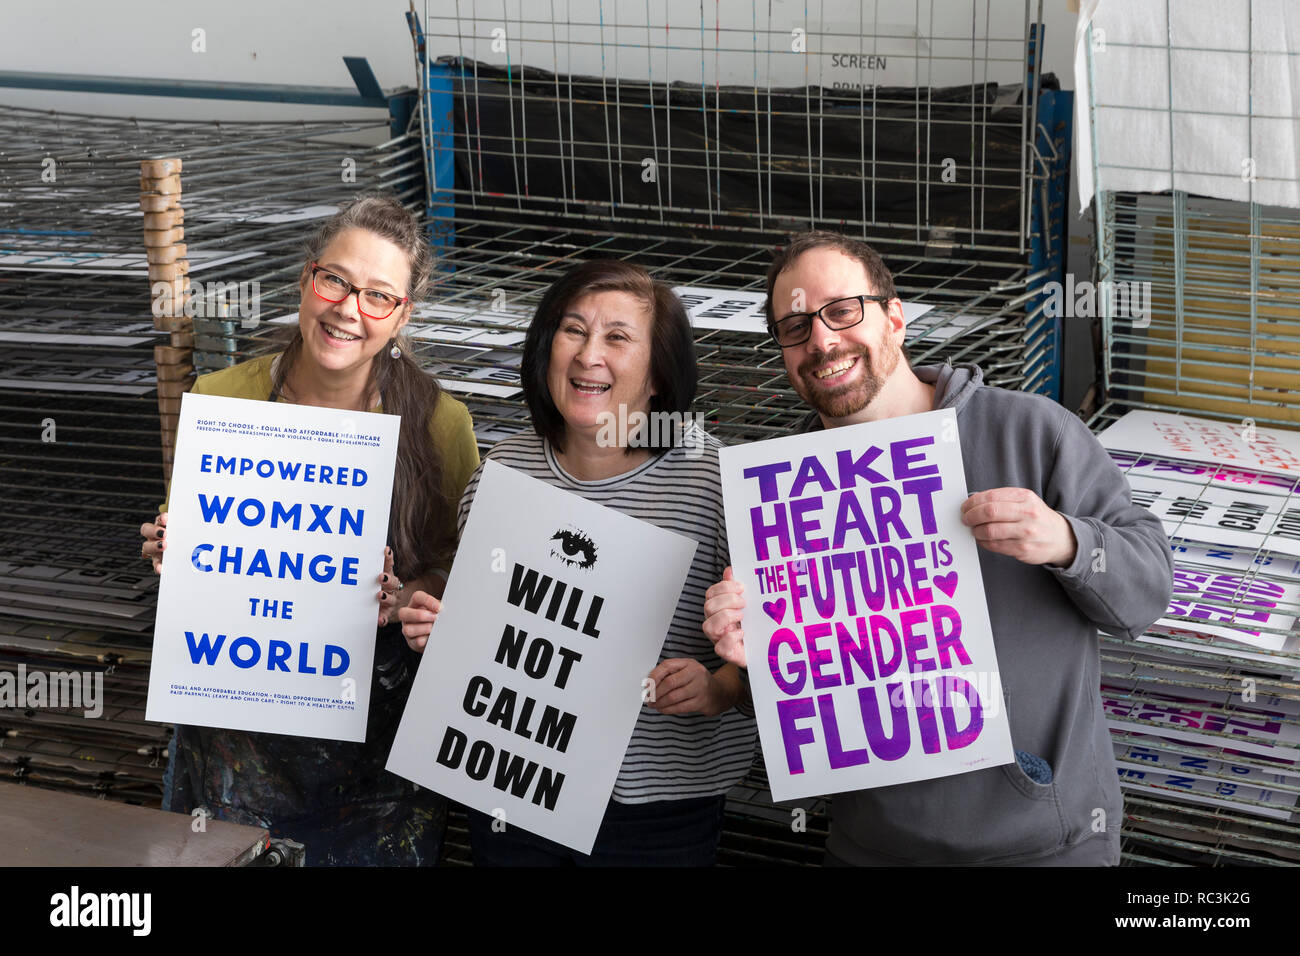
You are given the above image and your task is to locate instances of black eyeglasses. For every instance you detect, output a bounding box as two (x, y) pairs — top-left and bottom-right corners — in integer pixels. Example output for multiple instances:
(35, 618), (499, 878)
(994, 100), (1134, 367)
(310, 263), (408, 320)
(771, 294), (892, 348)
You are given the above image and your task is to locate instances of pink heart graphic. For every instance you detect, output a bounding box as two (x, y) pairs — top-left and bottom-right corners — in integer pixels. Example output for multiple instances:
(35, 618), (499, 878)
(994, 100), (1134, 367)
(934, 572), (959, 598)
(762, 599), (787, 624)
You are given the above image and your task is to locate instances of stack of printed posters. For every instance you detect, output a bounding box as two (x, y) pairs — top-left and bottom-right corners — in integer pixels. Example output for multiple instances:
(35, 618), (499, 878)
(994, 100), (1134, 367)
(1097, 410), (1300, 823)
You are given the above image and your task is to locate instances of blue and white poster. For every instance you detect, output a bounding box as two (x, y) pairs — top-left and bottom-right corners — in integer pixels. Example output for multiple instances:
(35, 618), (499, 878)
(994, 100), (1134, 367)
(145, 392), (399, 741)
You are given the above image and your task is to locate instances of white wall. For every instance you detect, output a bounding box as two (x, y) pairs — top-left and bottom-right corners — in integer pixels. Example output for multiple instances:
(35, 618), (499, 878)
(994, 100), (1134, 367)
(1, 0), (1079, 123)
(0, 0), (420, 123)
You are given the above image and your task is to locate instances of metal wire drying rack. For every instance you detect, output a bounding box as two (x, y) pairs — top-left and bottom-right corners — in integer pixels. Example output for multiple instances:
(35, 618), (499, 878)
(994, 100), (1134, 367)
(405, 0), (1069, 467)
(408, 0), (1071, 865)
(1, 4), (1081, 867)
(1085, 1), (1300, 865)
(0, 100), (423, 805)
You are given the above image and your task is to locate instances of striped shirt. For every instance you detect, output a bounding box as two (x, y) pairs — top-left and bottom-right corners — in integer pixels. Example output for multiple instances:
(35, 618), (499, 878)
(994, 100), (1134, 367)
(456, 425), (758, 803)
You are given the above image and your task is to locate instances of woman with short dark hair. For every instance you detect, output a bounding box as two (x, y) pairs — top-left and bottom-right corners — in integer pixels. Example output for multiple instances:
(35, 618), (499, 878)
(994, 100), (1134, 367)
(399, 258), (756, 866)
(519, 259), (699, 454)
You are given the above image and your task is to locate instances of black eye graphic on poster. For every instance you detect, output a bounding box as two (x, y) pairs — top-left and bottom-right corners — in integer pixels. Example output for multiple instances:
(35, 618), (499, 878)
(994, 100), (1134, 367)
(551, 526), (598, 570)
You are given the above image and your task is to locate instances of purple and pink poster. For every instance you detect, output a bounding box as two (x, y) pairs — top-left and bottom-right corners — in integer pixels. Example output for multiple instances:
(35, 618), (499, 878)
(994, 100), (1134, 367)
(719, 409), (1014, 801)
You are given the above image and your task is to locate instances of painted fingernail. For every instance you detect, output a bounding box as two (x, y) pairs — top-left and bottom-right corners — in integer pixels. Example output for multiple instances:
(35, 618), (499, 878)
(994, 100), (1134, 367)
(382, 574), (389, 582)
(157, 530), (165, 538)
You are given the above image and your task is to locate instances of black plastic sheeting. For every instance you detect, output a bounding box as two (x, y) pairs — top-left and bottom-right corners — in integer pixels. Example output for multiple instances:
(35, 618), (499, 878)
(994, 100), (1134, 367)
(439, 56), (1056, 263)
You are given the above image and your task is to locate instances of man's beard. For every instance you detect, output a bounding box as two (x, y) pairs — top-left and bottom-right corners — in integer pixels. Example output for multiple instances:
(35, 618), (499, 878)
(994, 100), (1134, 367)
(794, 341), (900, 420)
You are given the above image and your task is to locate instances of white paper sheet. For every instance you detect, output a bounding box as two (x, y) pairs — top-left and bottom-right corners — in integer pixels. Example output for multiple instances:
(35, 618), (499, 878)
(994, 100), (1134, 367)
(386, 460), (698, 854)
(145, 393), (399, 741)
(719, 408), (1013, 801)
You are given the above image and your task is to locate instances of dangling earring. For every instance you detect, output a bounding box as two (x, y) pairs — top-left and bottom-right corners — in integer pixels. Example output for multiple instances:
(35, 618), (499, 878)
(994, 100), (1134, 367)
(389, 340), (401, 359)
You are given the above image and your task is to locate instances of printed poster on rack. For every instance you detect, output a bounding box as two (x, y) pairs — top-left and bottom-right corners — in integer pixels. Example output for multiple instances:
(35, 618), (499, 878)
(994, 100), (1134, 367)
(1159, 543), (1300, 651)
(386, 461), (698, 854)
(1098, 410), (1300, 478)
(145, 392), (399, 742)
(718, 409), (1013, 802)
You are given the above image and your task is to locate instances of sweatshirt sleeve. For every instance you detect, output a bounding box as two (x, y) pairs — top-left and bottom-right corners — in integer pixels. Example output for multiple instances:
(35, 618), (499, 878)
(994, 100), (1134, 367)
(1041, 408), (1174, 640)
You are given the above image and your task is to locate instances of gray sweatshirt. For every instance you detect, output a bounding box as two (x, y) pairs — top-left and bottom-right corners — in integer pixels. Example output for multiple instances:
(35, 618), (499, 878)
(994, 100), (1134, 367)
(806, 362), (1174, 865)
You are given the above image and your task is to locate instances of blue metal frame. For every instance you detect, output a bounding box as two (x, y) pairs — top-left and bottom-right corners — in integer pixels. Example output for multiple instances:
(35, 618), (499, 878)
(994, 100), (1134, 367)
(406, 8), (456, 249)
(1024, 24), (1073, 402)
(1026, 88), (1073, 402)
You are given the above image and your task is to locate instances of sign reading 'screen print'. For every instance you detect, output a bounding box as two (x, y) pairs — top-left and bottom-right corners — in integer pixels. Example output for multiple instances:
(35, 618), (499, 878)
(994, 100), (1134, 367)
(719, 409), (1014, 801)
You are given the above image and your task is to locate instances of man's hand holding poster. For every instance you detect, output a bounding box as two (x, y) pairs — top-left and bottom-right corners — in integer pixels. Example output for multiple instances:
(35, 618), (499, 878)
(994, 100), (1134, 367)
(145, 393), (400, 741)
(386, 460), (698, 855)
(718, 409), (1013, 802)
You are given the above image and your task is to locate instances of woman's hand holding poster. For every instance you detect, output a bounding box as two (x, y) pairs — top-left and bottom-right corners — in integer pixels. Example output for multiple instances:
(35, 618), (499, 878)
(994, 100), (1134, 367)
(719, 409), (1013, 801)
(145, 393), (400, 742)
(386, 461), (697, 855)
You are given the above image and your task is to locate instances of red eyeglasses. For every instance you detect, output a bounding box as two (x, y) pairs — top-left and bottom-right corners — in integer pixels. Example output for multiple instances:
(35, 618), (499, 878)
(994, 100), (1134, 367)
(310, 263), (409, 320)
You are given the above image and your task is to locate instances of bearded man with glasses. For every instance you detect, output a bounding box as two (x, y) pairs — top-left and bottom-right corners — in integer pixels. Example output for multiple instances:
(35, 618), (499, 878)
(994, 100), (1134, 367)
(702, 230), (1174, 867)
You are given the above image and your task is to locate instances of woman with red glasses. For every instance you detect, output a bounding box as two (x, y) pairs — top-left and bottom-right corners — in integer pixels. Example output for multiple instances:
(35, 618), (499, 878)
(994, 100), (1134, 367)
(138, 193), (480, 865)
